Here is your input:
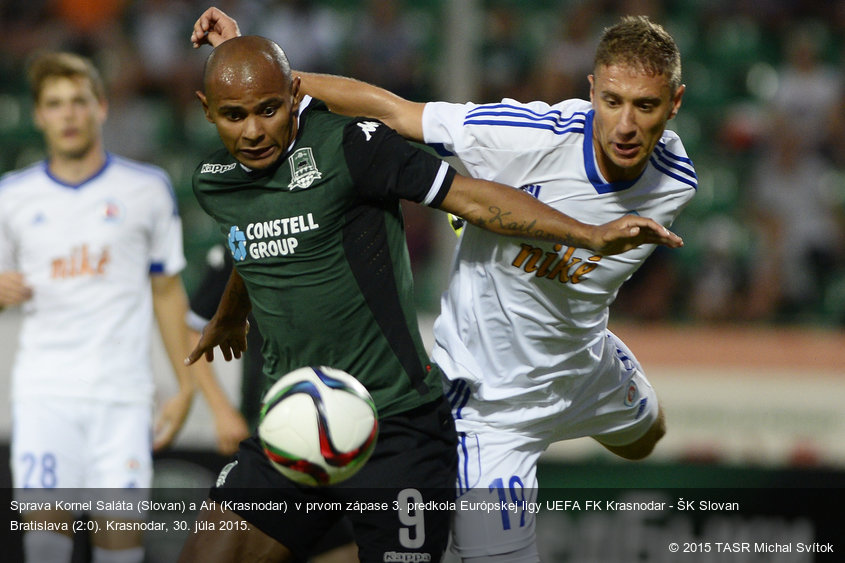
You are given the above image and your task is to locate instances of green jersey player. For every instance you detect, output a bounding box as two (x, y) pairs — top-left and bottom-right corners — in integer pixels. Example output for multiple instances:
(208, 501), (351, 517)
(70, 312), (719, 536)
(180, 34), (682, 563)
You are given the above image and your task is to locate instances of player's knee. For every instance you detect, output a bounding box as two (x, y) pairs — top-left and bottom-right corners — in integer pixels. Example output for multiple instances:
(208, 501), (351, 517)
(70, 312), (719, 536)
(602, 409), (666, 461)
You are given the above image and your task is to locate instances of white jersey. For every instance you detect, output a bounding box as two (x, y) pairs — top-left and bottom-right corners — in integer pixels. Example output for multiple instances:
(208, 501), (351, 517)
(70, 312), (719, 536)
(424, 99), (696, 408)
(0, 154), (186, 404)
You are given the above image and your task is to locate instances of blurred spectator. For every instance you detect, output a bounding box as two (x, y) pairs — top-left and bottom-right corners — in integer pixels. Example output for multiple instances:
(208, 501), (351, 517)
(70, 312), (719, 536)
(744, 130), (845, 321)
(344, 0), (428, 100)
(252, 0), (346, 74)
(737, 21), (844, 322)
(533, 1), (600, 102)
(126, 1), (203, 117)
(478, 2), (535, 102)
(768, 22), (841, 156)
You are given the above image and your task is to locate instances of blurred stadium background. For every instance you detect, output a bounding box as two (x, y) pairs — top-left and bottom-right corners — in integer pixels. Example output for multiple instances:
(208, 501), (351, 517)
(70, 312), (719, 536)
(1, 0), (844, 561)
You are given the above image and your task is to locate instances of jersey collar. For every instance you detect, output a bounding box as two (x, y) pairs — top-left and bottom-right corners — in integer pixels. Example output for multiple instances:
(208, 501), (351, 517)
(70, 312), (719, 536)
(44, 152), (111, 190)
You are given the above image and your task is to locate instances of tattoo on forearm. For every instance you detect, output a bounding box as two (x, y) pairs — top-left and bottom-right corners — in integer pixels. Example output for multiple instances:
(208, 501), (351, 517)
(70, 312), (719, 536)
(470, 206), (577, 246)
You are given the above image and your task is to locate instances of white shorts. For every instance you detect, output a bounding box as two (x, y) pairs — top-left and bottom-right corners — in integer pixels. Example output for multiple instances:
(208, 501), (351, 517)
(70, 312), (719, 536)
(12, 397), (154, 504)
(446, 331), (659, 558)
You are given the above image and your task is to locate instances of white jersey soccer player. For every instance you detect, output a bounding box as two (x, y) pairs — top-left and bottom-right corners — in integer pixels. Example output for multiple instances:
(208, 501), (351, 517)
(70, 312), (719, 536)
(187, 9), (693, 563)
(0, 153), (186, 490)
(425, 98), (696, 558)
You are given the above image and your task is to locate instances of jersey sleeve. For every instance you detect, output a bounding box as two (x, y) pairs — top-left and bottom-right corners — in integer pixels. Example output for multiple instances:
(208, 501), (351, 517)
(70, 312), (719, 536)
(148, 172), (187, 276)
(421, 101), (473, 155)
(342, 118), (456, 208)
(422, 99), (591, 182)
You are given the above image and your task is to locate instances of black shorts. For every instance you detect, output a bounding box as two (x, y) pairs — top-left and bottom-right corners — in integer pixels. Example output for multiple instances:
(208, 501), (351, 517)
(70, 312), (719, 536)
(209, 397), (457, 563)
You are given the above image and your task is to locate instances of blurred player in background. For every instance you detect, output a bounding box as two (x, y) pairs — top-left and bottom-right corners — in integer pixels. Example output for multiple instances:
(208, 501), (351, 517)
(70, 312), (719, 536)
(192, 9), (696, 562)
(179, 32), (680, 563)
(0, 51), (237, 563)
(188, 244), (264, 430)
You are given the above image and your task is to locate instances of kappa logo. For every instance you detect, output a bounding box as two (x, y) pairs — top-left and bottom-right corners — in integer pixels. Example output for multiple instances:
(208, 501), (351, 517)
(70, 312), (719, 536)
(357, 121), (380, 141)
(383, 552), (431, 563)
(288, 147), (322, 190)
(216, 461), (238, 487)
(201, 163), (237, 174)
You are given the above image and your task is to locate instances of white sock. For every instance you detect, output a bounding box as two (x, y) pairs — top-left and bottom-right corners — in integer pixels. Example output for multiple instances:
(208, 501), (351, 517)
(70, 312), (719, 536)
(23, 531), (73, 563)
(92, 546), (145, 563)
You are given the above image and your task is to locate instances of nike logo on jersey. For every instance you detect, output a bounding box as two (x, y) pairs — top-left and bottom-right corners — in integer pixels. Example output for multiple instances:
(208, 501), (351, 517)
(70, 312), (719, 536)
(511, 243), (601, 284)
(51, 244), (111, 279)
(357, 121), (380, 141)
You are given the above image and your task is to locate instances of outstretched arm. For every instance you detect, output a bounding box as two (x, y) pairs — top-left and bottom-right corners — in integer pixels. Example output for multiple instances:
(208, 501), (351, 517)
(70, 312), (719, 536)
(185, 267), (252, 365)
(296, 73), (425, 141)
(190, 6), (425, 140)
(440, 175), (683, 255)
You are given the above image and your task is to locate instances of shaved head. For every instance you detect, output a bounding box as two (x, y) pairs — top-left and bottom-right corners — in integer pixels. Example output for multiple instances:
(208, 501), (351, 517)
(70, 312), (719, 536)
(203, 35), (293, 102)
(197, 35), (301, 170)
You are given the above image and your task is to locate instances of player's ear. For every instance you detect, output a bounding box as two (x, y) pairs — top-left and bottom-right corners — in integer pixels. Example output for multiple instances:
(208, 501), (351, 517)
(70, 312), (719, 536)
(668, 83), (685, 120)
(290, 76), (301, 114)
(196, 91), (213, 122)
(587, 74), (596, 102)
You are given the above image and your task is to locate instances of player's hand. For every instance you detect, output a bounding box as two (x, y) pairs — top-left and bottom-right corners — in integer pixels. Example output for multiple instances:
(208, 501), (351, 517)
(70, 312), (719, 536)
(589, 215), (683, 255)
(153, 389), (193, 451)
(212, 405), (250, 456)
(0, 271), (33, 307)
(185, 317), (250, 365)
(191, 7), (241, 48)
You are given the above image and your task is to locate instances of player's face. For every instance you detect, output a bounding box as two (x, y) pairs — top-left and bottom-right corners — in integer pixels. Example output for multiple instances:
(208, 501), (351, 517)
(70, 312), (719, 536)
(34, 77), (106, 161)
(589, 64), (684, 182)
(199, 74), (301, 170)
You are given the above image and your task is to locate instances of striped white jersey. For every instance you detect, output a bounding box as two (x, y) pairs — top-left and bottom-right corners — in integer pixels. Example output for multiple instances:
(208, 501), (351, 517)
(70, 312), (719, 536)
(423, 99), (696, 406)
(0, 154), (186, 404)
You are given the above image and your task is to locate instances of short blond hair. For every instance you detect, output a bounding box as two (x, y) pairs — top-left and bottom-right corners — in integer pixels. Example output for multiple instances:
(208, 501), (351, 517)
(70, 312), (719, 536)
(594, 16), (682, 92)
(27, 51), (106, 103)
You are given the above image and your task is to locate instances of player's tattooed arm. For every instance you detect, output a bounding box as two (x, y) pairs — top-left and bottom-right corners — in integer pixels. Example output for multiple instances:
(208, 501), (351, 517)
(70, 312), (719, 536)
(440, 175), (682, 255)
(185, 267), (252, 365)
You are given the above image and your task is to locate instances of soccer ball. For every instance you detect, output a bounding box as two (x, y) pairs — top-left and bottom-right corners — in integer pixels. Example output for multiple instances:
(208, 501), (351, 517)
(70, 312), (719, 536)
(258, 366), (379, 486)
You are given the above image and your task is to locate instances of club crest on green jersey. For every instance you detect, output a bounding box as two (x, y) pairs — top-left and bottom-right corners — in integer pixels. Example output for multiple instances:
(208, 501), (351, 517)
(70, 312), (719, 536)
(287, 147), (322, 190)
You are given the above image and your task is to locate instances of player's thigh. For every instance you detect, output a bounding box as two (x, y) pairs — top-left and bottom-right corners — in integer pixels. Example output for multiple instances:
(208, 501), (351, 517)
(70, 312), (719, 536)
(88, 401), (153, 488)
(451, 428), (544, 559)
(11, 398), (85, 489)
(570, 331), (660, 449)
(208, 436), (345, 559)
(343, 398), (458, 563)
(178, 506), (292, 563)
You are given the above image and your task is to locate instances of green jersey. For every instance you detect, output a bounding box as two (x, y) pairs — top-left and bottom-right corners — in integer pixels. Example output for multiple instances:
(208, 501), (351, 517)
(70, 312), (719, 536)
(193, 99), (456, 417)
